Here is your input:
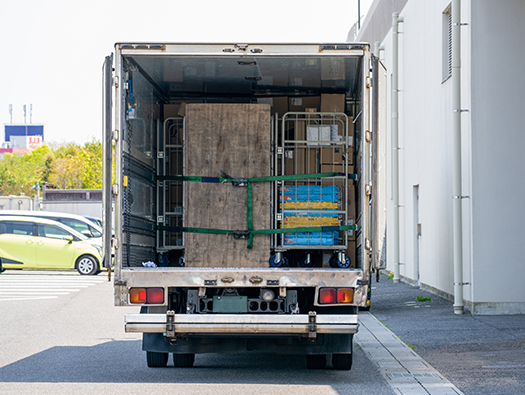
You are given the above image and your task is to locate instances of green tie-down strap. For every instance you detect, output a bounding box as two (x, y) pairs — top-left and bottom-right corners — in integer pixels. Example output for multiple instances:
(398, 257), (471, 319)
(155, 171), (357, 184)
(155, 224), (358, 249)
(155, 171), (357, 249)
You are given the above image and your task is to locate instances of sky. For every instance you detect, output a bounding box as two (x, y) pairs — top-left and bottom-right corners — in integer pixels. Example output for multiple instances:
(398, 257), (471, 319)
(0, 0), (372, 145)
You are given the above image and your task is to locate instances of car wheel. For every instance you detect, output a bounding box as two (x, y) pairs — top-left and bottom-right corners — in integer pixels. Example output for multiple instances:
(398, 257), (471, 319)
(147, 351), (169, 368)
(173, 353), (195, 368)
(76, 255), (99, 275)
(306, 354), (326, 369)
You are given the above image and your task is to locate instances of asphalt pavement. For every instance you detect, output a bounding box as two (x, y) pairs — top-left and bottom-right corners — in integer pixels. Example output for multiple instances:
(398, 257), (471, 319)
(363, 271), (525, 395)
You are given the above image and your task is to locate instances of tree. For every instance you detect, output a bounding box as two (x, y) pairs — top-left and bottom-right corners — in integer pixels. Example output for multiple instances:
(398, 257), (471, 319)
(0, 140), (103, 196)
(0, 145), (51, 196)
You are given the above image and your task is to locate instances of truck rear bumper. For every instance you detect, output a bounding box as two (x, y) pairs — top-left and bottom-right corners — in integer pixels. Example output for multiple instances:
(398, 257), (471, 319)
(125, 313), (359, 336)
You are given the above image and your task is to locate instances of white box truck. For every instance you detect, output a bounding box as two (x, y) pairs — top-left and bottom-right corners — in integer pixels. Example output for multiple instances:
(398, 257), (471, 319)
(102, 43), (386, 370)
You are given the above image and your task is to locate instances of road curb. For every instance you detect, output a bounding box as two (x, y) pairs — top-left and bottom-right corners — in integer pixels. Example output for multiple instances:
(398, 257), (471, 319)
(356, 312), (464, 395)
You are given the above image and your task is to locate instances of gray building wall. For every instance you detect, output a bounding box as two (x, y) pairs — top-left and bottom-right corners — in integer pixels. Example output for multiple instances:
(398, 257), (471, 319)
(470, 0), (525, 313)
(356, 0), (525, 314)
(355, 0), (408, 45)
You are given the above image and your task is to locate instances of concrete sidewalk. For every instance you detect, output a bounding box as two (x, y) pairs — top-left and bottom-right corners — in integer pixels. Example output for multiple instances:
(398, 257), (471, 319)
(357, 272), (525, 395)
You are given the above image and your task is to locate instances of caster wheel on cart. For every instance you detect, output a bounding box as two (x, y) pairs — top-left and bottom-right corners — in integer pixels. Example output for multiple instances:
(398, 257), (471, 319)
(269, 254), (289, 267)
(329, 254), (351, 268)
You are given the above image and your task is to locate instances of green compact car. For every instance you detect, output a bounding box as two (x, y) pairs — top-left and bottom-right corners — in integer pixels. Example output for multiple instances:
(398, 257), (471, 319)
(0, 216), (103, 275)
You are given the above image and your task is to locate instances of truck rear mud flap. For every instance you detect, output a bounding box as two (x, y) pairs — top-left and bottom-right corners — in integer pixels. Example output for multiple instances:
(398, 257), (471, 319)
(125, 312), (359, 337)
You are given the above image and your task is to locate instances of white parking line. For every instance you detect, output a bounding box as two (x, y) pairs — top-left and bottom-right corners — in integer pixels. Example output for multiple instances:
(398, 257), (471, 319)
(0, 296), (58, 301)
(0, 274), (105, 301)
(355, 312), (464, 395)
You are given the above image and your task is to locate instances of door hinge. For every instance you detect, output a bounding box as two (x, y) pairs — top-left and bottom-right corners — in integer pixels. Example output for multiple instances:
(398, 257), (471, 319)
(365, 237), (372, 251)
(114, 76), (119, 88)
(112, 184), (119, 195)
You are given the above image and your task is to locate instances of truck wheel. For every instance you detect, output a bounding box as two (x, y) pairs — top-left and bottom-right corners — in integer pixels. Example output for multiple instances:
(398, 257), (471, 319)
(146, 351), (169, 367)
(332, 353), (353, 370)
(306, 354), (326, 369)
(173, 353), (195, 367)
(76, 255), (99, 275)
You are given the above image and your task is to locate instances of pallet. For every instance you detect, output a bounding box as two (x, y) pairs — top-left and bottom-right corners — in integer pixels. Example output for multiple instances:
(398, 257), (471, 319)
(184, 103), (271, 267)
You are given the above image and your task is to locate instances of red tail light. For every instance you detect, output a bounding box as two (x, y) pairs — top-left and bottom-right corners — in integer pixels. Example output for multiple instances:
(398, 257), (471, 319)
(319, 288), (337, 304)
(129, 287), (164, 304)
(319, 287), (355, 304)
(147, 288), (165, 304)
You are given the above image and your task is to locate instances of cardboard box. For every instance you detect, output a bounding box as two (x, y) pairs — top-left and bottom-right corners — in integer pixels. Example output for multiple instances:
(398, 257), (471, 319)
(168, 184), (183, 211)
(284, 150), (295, 175)
(258, 97), (289, 116)
(320, 147), (344, 164)
(306, 149), (318, 174)
(165, 101), (204, 119)
(164, 104), (182, 119)
(321, 94), (345, 113)
(169, 149), (184, 174)
(347, 184), (356, 217)
(178, 102), (188, 117)
(321, 163), (344, 173)
(288, 96), (321, 112)
(346, 239), (357, 268)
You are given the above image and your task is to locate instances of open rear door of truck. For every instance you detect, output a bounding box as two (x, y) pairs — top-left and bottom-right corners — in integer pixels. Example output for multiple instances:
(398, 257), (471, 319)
(371, 56), (387, 271)
(102, 54), (113, 278)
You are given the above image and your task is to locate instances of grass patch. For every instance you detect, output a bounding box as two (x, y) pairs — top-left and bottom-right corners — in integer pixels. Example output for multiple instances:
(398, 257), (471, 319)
(416, 295), (432, 302)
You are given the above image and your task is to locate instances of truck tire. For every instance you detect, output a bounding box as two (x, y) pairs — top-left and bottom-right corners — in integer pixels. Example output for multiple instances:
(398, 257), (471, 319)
(306, 354), (326, 369)
(173, 353), (195, 368)
(332, 353), (353, 370)
(146, 351), (169, 367)
(76, 255), (99, 275)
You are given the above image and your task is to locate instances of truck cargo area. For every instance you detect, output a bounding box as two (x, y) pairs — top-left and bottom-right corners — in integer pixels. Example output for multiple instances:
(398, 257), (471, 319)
(115, 44), (366, 271)
(104, 43), (386, 369)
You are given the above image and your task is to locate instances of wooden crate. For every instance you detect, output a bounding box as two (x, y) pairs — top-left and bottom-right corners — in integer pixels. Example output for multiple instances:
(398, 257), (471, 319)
(184, 103), (271, 267)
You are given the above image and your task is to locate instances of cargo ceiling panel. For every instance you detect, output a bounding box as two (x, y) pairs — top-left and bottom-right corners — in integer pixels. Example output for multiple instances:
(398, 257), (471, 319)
(125, 55), (362, 100)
